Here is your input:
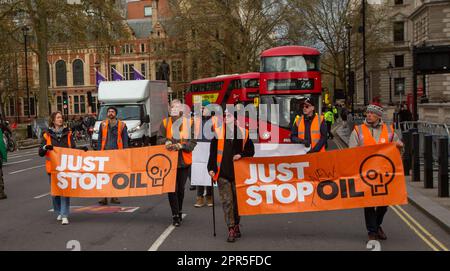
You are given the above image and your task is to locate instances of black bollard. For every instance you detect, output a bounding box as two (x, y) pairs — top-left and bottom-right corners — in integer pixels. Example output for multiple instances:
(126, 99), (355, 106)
(412, 132), (420, 182)
(409, 128), (418, 172)
(402, 131), (411, 176)
(423, 135), (433, 188)
(438, 137), (449, 197)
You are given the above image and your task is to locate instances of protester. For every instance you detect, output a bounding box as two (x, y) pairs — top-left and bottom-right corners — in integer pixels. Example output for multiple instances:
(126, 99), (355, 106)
(0, 127), (7, 200)
(332, 104), (338, 121)
(38, 111), (87, 225)
(97, 106), (128, 205)
(208, 109), (255, 242)
(324, 107), (335, 139)
(158, 99), (197, 226)
(348, 102), (403, 241)
(291, 97), (327, 153)
(194, 103), (213, 208)
(399, 103), (412, 131)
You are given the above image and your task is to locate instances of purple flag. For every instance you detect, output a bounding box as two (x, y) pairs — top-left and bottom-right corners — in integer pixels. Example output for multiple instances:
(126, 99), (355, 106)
(111, 67), (124, 81)
(132, 66), (145, 80)
(95, 69), (107, 87)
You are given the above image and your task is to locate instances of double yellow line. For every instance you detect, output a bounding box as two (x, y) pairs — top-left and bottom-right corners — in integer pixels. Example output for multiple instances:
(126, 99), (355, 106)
(332, 134), (448, 251)
(390, 205), (448, 251)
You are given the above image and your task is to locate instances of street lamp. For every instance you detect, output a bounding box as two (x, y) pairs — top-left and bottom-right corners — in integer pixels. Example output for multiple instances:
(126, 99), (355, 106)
(345, 24), (353, 111)
(387, 61), (394, 105)
(22, 26), (30, 119)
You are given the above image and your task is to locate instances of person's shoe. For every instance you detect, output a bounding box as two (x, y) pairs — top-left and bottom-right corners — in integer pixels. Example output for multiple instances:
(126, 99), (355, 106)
(227, 227), (236, 242)
(189, 186), (196, 191)
(234, 225), (241, 238)
(0, 193), (7, 200)
(62, 218), (69, 225)
(110, 198), (121, 204)
(57, 215), (62, 221)
(206, 196), (213, 207)
(178, 212), (183, 222)
(368, 232), (378, 241)
(377, 227), (387, 240)
(98, 198), (108, 205)
(194, 196), (205, 208)
(172, 215), (181, 227)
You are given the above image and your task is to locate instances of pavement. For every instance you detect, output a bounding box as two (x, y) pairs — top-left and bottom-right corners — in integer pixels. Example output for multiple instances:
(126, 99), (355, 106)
(0, 142), (449, 251)
(334, 121), (450, 234)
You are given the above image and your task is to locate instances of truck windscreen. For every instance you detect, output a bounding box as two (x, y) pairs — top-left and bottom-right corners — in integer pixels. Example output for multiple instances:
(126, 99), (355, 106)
(98, 105), (143, 121)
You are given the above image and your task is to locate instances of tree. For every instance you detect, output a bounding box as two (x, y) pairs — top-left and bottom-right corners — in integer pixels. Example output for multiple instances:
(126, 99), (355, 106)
(0, 0), (129, 118)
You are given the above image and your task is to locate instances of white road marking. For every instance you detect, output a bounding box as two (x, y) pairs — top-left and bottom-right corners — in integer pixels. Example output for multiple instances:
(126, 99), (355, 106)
(4, 159), (32, 165)
(148, 214), (187, 251)
(9, 165), (45, 175)
(34, 192), (50, 199)
(8, 153), (39, 159)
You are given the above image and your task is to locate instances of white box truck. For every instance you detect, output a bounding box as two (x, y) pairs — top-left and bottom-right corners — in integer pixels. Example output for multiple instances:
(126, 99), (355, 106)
(91, 80), (168, 148)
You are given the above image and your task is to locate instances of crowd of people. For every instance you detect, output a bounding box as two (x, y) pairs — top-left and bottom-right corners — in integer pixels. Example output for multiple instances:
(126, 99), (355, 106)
(0, 98), (405, 243)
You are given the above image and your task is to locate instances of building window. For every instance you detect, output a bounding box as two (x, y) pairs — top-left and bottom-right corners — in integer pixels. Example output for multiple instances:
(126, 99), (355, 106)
(141, 63), (147, 78)
(55, 60), (67, 86)
(110, 46), (115, 55)
(72, 59), (84, 86)
(5, 98), (16, 117)
(57, 96), (63, 112)
(91, 96), (98, 113)
(73, 95), (86, 114)
(172, 61), (182, 82)
(155, 62), (162, 80)
(110, 64), (116, 80)
(47, 62), (51, 87)
(123, 64), (134, 80)
(123, 44), (133, 54)
(393, 22), (405, 42)
(144, 6), (152, 17)
(394, 78), (405, 95)
(23, 97), (36, 116)
(141, 43), (145, 53)
(395, 55), (404, 68)
(394, 0), (403, 5)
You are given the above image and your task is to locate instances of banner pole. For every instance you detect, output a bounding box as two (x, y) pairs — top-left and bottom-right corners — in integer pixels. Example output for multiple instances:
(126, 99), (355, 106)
(211, 177), (216, 237)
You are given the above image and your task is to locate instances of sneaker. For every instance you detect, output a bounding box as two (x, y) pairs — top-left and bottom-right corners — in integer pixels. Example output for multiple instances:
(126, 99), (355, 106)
(62, 218), (69, 225)
(194, 196), (205, 208)
(98, 198), (108, 205)
(110, 198), (121, 204)
(233, 225), (241, 238)
(227, 227), (236, 242)
(172, 216), (180, 227)
(206, 196), (213, 207)
(178, 212), (183, 222)
(377, 227), (387, 240)
(57, 215), (62, 221)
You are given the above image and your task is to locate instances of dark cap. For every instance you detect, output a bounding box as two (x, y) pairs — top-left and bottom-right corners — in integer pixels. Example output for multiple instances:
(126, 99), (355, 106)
(304, 97), (314, 106)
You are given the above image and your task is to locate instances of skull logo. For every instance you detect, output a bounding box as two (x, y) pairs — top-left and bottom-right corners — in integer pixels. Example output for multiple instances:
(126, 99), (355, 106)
(146, 154), (172, 187)
(359, 154), (396, 196)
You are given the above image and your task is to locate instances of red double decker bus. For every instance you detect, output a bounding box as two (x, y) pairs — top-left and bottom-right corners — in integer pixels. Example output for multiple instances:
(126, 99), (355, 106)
(258, 46), (322, 143)
(185, 72), (259, 108)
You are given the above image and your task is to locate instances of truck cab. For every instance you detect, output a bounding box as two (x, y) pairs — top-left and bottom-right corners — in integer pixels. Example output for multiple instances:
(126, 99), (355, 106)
(91, 80), (168, 149)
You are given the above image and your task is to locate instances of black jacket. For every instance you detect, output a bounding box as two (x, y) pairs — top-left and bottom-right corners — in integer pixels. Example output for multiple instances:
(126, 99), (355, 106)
(207, 123), (255, 181)
(38, 127), (77, 157)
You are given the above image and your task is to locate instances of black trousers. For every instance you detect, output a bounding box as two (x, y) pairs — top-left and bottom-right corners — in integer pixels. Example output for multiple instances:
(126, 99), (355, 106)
(0, 158), (5, 195)
(326, 121), (334, 139)
(364, 206), (388, 234)
(168, 166), (190, 216)
(197, 186), (212, 197)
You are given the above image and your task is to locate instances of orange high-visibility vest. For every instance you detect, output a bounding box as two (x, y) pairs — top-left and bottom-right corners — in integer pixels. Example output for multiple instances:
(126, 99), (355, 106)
(295, 113), (325, 152)
(211, 117), (249, 181)
(163, 117), (193, 165)
(43, 130), (72, 173)
(100, 119), (124, 150)
(354, 123), (394, 146)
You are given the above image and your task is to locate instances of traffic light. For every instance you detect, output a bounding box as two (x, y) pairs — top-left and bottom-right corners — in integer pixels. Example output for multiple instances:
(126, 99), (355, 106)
(62, 91), (68, 115)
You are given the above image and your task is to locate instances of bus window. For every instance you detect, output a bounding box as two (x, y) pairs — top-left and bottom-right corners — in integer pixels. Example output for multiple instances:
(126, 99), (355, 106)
(242, 79), (259, 88)
(261, 55), (319, 72)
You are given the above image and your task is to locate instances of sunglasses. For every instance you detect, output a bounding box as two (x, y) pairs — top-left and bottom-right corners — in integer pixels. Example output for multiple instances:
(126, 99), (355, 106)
(303, 104), (312, 108)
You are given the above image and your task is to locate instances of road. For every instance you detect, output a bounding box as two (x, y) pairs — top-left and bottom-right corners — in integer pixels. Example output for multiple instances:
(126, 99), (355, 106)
(0, 141), (449, 251)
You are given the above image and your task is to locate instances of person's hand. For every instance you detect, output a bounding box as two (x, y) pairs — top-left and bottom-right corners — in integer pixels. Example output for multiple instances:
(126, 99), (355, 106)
(166, 144), (176, 151)
(45, 145), (54, 151)
(209, 171), (215, 177)
(396, 141), (404, 149)
(304, 141), (311, 148)
(175, 143), (183, 151)
(233, 154), (242, 161)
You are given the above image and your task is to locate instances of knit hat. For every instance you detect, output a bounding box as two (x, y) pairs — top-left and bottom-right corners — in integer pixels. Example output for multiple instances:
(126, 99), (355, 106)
(366, 102), (383, 117)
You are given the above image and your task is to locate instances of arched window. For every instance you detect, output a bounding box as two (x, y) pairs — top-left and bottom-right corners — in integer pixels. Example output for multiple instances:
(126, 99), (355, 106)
(72, 59), (84, 86)
(46, 62), (50, 87)
(55, 60), (67, 86)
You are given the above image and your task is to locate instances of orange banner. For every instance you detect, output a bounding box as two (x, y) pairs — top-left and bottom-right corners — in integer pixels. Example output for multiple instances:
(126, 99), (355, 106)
(49, 146), (178, 197)
(234, 143), (407, 216)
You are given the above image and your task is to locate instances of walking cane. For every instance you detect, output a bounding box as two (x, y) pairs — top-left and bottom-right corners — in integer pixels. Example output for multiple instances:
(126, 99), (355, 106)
(210, 177), (216, 237)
